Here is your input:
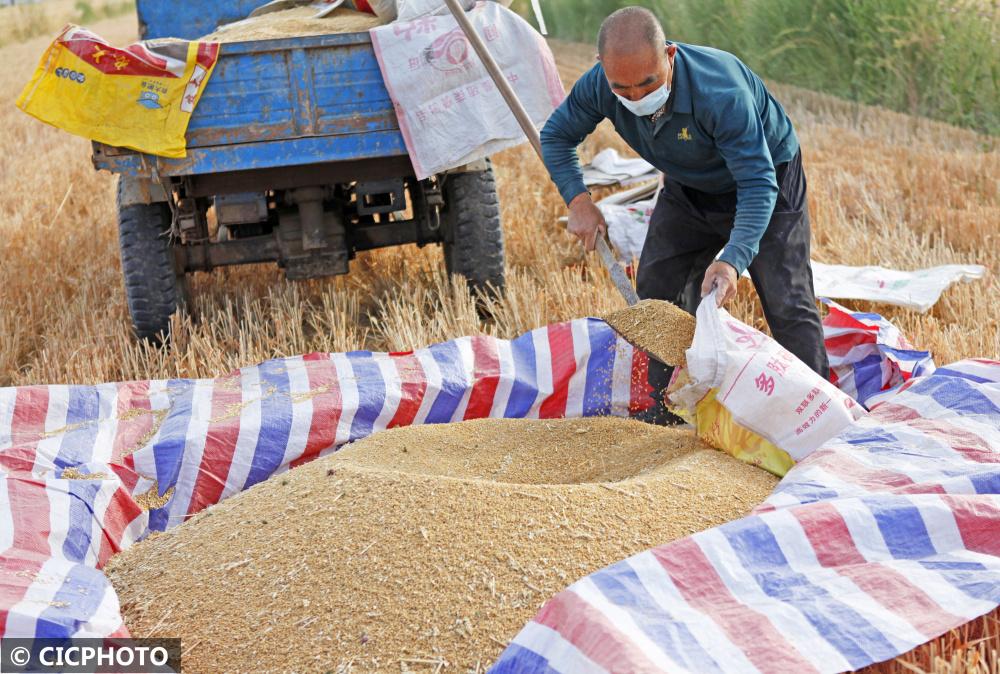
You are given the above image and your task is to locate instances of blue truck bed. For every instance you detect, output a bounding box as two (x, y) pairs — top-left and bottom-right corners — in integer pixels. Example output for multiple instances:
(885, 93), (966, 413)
(93, 1), (409, 178)
(103, 0), (506, 343)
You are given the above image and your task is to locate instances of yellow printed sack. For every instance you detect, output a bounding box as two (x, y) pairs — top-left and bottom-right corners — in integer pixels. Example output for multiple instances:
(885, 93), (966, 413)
(689, 389), (795, 477)
(667, 368), (795, 478)
(16, 24), (221, 158)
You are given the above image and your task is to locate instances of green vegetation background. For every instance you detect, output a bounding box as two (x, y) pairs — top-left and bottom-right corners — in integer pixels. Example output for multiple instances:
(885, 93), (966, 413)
(513, 0), (998, 134)
(1, 1), (135, 47)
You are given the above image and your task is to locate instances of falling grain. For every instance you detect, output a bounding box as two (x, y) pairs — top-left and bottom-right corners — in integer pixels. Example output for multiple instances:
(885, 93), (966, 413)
(602, 299), (696, 366)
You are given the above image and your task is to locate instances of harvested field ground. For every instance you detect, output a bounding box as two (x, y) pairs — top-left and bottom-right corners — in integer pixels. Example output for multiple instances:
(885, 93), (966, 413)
(106, 418), (778, 672)
(1, 17), (996, 388)
(2, 10), (998, 674)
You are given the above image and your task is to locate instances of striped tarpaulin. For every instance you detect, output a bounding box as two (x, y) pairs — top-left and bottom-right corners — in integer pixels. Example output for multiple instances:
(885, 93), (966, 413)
(491, 358), (1000, 673)
(5, 307), (996, 672)
(0, 318), (650, 639)
(823, 299), (936, 408)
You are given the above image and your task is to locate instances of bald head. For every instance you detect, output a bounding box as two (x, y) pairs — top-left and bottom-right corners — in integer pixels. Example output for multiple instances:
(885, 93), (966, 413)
(597, 6), (665, 59)
(597, 7), (675, 104)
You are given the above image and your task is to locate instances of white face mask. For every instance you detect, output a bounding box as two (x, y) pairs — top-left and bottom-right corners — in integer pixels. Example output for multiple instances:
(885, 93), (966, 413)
(613, 52), (675, 117)
(615, 83), (670, 116)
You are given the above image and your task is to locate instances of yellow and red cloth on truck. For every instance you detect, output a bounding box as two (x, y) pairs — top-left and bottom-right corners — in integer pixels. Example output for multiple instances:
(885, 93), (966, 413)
(16, 25), (220, 158)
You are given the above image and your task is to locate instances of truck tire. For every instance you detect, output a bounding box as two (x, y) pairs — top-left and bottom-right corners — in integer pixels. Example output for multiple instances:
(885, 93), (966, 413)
(442, 163), (505, 295)
(116, 177), (181, 343)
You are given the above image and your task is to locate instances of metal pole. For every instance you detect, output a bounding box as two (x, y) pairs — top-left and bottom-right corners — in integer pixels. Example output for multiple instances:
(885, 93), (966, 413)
(440, 0), (639, 305)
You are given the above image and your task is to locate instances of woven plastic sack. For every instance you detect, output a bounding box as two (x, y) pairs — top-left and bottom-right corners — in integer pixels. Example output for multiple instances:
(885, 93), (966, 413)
(667, 367), (794, 477)
(813, 262), (986, 312)
(363, 0), (400, 19)
(16, 25), (220, 158)
(369, 2), (563, 179)
(672, 292), (865, 463)
(394, 0), (514, 21)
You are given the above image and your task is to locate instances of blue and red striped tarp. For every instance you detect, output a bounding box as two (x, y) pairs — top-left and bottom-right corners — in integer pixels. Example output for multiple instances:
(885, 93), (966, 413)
(2, 308), (997, 674)
(823, 299), (936, 408)
(491, 358), (1000, 673)
(0, 319), (650, 637)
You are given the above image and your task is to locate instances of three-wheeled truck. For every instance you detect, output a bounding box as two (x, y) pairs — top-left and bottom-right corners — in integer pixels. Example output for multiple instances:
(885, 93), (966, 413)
(94, 0), (505, 341)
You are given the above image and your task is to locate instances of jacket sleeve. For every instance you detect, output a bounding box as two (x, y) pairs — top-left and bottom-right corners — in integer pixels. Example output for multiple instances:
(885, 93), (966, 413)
(540, 67), (607, 206)
(710, 90), (779, 275)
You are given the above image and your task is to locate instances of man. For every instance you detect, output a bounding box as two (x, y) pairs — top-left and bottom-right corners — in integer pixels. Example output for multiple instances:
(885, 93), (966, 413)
(540, 6), (830, 424)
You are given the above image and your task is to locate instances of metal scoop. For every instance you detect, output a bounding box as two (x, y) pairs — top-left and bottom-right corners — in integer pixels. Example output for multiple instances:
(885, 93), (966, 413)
(442, 0), (640, 307)
(248, 0), (346, 18)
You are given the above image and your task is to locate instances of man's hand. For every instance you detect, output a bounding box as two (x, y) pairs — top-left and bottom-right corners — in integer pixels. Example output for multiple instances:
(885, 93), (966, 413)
(701, 260), (738, 306)
(567, 192), (607, 252)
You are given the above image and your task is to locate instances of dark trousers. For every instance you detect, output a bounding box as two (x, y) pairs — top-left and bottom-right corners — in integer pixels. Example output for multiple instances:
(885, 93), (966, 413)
(636, 149), (830, 401)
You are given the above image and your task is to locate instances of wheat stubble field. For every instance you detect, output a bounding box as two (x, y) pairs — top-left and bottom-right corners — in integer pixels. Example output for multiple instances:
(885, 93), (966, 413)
(1, 11), (998, 673)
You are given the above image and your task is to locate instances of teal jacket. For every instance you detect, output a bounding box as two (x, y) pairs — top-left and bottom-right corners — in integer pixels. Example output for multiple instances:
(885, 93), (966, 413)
(540, 42), (799, 274)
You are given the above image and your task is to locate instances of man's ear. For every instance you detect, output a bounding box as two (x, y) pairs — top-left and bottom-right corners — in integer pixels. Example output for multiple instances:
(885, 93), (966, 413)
(666, 44), (677, 58)
(595, 52), (601, 61)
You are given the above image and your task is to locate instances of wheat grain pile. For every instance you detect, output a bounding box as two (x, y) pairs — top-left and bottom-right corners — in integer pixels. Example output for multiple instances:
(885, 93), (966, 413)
(202, 7), (386, 42)
(105, 417), (777, 673)
(603, 299), (696, 366)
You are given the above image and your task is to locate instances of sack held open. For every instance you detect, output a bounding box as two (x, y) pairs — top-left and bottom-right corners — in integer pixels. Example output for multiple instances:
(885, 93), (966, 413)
(669, 291), (866, 475)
